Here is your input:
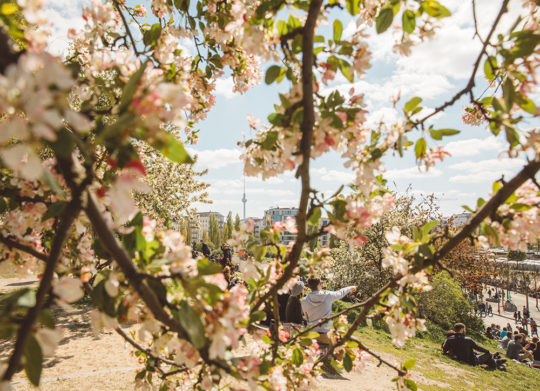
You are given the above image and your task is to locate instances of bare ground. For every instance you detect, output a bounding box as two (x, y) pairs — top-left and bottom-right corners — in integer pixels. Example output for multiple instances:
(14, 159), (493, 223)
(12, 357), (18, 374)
(1, 277), (432, 390)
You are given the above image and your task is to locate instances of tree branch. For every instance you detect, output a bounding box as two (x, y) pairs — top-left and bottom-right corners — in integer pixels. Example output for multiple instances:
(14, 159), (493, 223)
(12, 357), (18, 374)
(251, 0), (323, 314)
(351, 337), (406, 376)
(84, 193), (190, 341)
(2, 194), (83, 381)
(0, 234), (48, 262)
(415, 0), (509, 126)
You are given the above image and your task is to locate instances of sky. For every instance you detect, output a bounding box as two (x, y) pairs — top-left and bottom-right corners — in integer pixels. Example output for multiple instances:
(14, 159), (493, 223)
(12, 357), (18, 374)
(43, 0), (539, 220)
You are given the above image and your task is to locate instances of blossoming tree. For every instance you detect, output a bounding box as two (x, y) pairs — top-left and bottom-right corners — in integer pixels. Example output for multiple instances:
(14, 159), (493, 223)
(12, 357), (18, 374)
(0, 0), (538, 390)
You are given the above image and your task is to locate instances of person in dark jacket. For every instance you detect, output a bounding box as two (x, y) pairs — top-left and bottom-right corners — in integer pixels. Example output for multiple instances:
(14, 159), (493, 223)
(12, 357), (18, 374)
(285, 281), (305, 325)
(221, 244), (232, 267)
(200, 240), (211, 258)
(442, 323), (495, 367)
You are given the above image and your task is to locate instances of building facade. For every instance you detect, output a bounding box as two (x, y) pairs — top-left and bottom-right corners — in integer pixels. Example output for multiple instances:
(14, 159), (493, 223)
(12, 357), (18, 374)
(190, 212), (224, 242)
(263, 207), (299, 244)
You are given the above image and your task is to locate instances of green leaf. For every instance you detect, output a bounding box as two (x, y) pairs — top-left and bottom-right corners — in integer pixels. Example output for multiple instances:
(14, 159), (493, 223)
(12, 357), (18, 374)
(249, 310), (266, 323)
(308, 207), (322, 226)
(346, 0), (360, 15)
(333, 20), (343, 41)
(517, 95), (536, 114)
(439, 128), (460, 136)
(292, 348), (304, 366)
(24, 335), (43, 386)
(483, 56), (498, 82)
(402, 10), (416, 33)
(338, 58), (353, 82)
(177, 301), (206, 349)
(421, 220), (438, 237)
(404, 378), (418, 391)
(197, 258), (222, 276)
(162, 134), (194, 163)
(476, 197), (486, 208)
(503, 77), (515, 111)
(41, 201), (67, 222)
(422, 1), (451, 18)
(414, 137), (427, 158)
(404, 97), (422, 113)
(510, 203), (533, 212)
(504, 126), (520, 147)
(38, 310), (56, 329)
(429, 129), (442, 140)
(1, 3), (18, 15)
(265, 65), (281, 84)
(261, 131), (279, 150)
(376, 7), (394, 34)
(402, 359), (416, 371)
(343, 352), (353, 372)
(118, 61), (148, 113)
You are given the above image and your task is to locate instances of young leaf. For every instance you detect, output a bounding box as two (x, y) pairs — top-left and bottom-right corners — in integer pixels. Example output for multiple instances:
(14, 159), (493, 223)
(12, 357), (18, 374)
(24, 336), (43, 386)
(292, 348), (304, 366)
(117, 61), (148, 113)
(404, 378), (418, 391)
(439, 128), (460, 136)
(404, 97), (422, 113)
(376, 7), (394, 34)
(402, 358), (416, 371)
(177, 301), (206, 349)
(402, 10), (416, 33)
(333, 19), (343, 41)
(308, 207), (322, 226)
(343, 352), (353, 372)
(414, 137), (426, 158)
(162, 134), (194, 164)
(483, 56), (498, 81)
(265, 65), (281, 84)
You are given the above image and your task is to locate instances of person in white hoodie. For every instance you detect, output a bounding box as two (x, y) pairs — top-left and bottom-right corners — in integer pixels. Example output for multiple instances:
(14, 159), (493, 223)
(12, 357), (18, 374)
(301, 276), (357, 343)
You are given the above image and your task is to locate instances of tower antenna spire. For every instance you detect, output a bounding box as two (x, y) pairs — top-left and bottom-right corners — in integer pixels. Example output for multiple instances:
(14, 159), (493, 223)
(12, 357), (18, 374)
(241, 135), (247, 220)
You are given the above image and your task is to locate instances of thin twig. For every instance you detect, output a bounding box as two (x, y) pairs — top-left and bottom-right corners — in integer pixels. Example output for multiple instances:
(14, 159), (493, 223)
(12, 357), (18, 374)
(0, 234), (48, 262)
(415, 0), (509, 126)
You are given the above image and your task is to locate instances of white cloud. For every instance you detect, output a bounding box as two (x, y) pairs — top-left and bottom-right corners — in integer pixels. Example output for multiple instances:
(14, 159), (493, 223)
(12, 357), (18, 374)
(448, 158), (526, 183)
(445, 136), (503, 157)
(312, 167), (355, 183)
(215, 77), (236, 99)
(45, 2), (88, 57)
(385, 166), (443, 180)
(189, 148), (241, 169)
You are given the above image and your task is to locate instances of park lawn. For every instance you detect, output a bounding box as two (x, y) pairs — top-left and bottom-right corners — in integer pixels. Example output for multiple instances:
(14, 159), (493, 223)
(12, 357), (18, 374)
(355, 327), (539, 391)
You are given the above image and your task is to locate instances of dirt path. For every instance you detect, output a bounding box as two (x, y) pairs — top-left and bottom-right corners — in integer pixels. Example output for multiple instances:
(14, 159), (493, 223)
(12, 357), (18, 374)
(1, 277), (427, 390)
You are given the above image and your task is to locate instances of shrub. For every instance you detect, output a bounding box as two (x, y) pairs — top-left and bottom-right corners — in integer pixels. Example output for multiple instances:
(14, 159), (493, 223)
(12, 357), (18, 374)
(416, 272), (484, 337)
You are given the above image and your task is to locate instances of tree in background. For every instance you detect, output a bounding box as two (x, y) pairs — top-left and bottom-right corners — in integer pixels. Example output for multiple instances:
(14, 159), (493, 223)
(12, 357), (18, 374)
(226, 211), (234, 240)
(441, 240), (500, 295)
(416, 272), (484, 337)
(208, 213), (221, 248)
(234, 213), (241, 231)
(133, 142), (210, 227)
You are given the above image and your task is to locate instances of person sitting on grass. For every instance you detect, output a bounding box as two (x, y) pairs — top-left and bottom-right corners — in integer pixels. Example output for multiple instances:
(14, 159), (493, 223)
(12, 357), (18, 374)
(442, 323), (501, 369)
(506, 334), (534, 362)
(301, 276), (356, 345)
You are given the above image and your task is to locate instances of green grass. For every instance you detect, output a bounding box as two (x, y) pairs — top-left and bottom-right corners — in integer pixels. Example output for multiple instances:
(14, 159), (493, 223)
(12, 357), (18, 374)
(355, 327), (539, 391)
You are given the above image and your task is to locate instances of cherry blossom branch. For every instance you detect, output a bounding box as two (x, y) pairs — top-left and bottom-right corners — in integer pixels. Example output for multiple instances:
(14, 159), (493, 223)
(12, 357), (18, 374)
(414, 0), (509, 126)
(0, 234), (48, 262)
(112, 0), (141, 56)
(84, 193), (190, 342)
(114, 326), (189, 377)
(251, 0), (323, 314)
(351, 337), (406, 376)
(2, 190), (83, 381)
(424, 155), (540, 269)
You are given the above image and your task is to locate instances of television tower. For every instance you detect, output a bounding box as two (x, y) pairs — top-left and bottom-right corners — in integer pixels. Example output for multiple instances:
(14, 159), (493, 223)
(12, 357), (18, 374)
(241, 173), (247, 220)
